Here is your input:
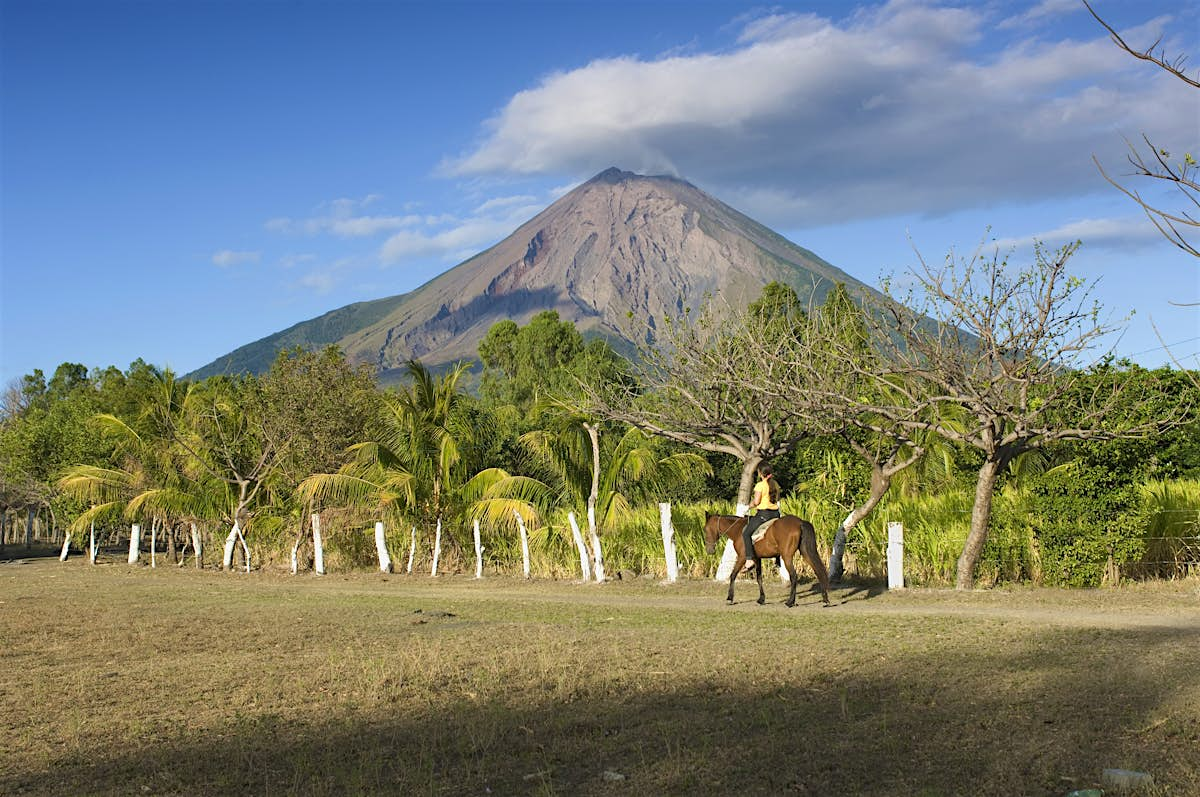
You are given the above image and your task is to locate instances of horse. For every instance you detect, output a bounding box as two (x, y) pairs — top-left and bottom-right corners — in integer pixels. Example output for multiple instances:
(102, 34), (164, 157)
(704, 513), (831, 607)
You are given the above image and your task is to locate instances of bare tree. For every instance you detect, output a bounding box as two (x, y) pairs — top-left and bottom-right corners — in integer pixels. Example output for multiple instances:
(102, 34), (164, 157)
(1085, 0), (1199, 258)
(817, 240), (1186, 589)
(579, 292), (813, 506)
(746, 283), (927, 581)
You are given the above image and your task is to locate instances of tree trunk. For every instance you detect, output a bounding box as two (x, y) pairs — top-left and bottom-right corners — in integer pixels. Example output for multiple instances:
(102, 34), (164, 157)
(567, 511), (592, 581)
(311, 513), (325, 575)
(128, 523), (141, 565)
(735, 455), (763, 507)
(513, 510), (531, 579)
(829, 467), (891, 582)
(89, 522), (98, 564)
(290, 520), (304, 575)
(190, 523), (203, 569)
(376, 521), (393, 573)
(222, 523), (239, 570)
(237, 525), (251, 573)
(585, 421), (601, 538)
(150, 518), (158, 569)
(59, 531), (71, 561)
(167, 523), (177, 563)
(26, 507), (35, 550)
(957, 457), (1003, 590)
(588, 523), (606, 583)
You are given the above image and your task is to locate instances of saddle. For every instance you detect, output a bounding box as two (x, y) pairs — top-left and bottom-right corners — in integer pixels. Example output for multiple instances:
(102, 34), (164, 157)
(751, 517), (781, 543)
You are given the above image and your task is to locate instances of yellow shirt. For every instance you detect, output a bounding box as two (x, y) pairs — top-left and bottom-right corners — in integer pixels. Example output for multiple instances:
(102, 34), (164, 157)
(753, 477), (779, 511)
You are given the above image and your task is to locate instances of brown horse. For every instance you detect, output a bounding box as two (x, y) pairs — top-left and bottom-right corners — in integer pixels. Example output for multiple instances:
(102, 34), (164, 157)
(704, 513), (831, 607)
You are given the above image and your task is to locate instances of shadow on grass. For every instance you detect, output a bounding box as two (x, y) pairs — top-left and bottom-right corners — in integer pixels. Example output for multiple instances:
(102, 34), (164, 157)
(0, 542), (64, 563)
(6, 622), (1198, 797)
(831, 580), (887, 604)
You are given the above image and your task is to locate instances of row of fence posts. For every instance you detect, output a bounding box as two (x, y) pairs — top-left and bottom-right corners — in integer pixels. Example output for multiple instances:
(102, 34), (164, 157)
(41, 505), (909, 589)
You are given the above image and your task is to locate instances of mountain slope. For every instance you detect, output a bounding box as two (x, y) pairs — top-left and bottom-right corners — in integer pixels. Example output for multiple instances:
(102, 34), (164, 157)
(189, 168), (872, 380)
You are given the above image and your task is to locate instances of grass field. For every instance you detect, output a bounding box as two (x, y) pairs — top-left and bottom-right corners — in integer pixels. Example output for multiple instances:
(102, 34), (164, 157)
(2, 554), (1198, 796)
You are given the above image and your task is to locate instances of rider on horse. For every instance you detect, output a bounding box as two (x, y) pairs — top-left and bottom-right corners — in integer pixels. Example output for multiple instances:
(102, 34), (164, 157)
(742, 463), (781, 572)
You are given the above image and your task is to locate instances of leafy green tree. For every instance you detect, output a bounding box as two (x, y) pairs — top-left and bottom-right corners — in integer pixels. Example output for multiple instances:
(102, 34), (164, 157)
(478, 310), (627, 420)
(0, 363), (119, 549)
(258, 347), (381, 485)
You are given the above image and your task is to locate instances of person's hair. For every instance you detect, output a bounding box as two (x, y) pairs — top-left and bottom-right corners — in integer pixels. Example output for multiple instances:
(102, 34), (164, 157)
(758, 463), (779, 503)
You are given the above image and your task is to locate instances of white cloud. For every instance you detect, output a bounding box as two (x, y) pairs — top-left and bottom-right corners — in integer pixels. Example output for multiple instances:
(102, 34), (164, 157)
(443, 0), (1197, 230)
(292, 257), (359, 295)
(278, 253), (317, 269)
(474, 194), (538, 214)
(266, 194), (423, 238)
(997, 0), (1080, 30)
(994, 215), (1170, 251)
(298, 271), (336, 294)
(212, 250), (260, 268)
(379, 198), (544, 265)
(264, 187), (548, 271)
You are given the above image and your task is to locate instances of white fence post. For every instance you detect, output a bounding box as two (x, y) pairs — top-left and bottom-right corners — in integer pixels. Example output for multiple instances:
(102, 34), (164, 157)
(887, 521), (904, 590)
(659, 502), (679, 583)
(128, 523), (141, 565)
(513, 510), (531, 579)
(715, 503), (748, 581)
(406, 526), (416, 574)
(473, 519), (484, 579)
(311, 513), (325, 576)
(375, 521), (393, 573)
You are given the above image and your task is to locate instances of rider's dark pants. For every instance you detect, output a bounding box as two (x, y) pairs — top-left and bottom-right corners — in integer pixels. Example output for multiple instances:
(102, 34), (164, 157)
(742, 509), (780, 567)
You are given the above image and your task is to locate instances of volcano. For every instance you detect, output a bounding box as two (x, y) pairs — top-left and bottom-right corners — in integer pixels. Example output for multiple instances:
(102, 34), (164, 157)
(189, 168), (872, 380)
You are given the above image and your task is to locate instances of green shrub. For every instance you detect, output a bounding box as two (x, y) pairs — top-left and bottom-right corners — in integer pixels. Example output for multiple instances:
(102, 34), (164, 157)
(1025, 463), (1144, 587)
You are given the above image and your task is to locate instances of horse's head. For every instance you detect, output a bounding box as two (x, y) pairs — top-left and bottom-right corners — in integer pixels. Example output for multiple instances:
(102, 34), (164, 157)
(702, 513), (722, 554)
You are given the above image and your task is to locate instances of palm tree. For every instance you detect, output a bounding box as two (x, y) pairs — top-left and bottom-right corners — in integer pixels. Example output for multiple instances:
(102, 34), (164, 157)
(520, 423), (709, 533)
(298, 360), (486, 572)
(58, 407), (215, 566)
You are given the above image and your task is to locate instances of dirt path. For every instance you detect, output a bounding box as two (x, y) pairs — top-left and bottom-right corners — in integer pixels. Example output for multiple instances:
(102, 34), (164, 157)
(4, 557), (1197, 631)
(257, 568), (1200, 631)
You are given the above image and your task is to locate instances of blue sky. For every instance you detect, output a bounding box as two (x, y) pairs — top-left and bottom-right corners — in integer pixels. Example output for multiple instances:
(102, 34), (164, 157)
(2, 0), (1198, 387)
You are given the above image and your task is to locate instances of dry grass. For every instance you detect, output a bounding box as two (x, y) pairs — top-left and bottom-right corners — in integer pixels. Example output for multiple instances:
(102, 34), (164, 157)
(2, 556), (1198, 796)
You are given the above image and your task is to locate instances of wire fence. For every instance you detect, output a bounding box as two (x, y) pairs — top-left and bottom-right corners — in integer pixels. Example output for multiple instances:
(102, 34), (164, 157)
(1117, 535), (1200, 580)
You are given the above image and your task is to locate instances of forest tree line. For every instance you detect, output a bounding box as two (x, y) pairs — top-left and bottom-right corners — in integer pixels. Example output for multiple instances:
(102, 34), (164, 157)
(2, 244), (1198, 587)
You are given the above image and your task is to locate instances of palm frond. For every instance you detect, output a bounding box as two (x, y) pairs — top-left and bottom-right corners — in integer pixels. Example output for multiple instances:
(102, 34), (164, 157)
(68, 502), (126, 533)
(297, 472), (394, 511)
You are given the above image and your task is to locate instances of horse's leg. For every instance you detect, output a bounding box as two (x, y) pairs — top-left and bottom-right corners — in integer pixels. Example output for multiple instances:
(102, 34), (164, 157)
(728, 545), (743, 603)
(800, 522), (832, 605)
(755, 549), (766, 605)
(783, 544), (799, 607)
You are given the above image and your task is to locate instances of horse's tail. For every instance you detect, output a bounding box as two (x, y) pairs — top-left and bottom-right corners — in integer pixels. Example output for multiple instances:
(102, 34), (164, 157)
(800, 519), (832, 603)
